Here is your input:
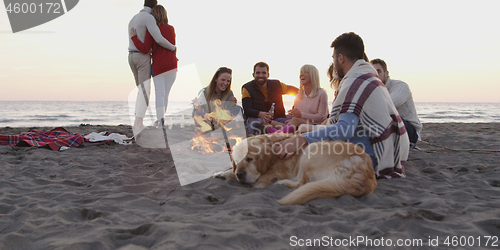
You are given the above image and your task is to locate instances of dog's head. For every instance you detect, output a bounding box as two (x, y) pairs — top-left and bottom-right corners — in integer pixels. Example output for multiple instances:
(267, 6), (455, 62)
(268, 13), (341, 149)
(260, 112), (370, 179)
(231, 133), (293, 184)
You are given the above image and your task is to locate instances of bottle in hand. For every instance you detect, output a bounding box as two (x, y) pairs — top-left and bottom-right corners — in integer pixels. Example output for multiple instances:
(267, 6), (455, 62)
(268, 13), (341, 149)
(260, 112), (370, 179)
(268, 103), (275, 120)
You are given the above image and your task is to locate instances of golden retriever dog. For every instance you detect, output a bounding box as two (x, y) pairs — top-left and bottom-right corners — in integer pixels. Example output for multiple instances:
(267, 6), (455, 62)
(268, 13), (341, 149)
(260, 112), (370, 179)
(214, 133), (377, 205)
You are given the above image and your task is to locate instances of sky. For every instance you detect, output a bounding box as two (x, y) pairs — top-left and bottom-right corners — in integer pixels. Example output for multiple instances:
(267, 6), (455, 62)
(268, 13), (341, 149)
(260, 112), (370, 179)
(1, 0), (500, 103)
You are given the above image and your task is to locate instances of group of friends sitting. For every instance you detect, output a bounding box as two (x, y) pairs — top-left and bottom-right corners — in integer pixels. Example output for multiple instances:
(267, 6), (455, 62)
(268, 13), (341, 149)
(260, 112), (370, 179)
(128, 2), (420, 180)
(192, 32), (422, 179)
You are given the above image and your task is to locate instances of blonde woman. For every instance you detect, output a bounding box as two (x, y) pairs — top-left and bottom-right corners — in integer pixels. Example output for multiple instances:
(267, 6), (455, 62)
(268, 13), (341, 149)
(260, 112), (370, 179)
(266, 64), (329, 133)
(295, 63), (342, 134)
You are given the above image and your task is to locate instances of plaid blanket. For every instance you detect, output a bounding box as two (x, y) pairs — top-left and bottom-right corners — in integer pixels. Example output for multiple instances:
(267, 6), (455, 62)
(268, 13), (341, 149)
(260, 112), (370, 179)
(330, 60), (409, 179)
(0, 127), (85, 151)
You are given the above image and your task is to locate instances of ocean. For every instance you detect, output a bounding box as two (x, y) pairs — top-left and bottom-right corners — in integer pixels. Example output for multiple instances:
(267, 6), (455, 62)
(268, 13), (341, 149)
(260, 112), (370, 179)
(0, 101), (499, 128)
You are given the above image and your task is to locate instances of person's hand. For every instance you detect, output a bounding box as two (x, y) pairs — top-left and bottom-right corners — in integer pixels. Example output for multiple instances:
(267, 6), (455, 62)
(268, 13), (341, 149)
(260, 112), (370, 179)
(130, 28), (137, 37)
(259, 111), (272, 124)
(290, 108), (302, 118)
(273, 135), (308, 160)
(321, 115), (329, 122)
(321, 118), (329, 125)
(229, 96), (237, 104)
(173, 47), (179, 61)
(192, 97), (203, 108)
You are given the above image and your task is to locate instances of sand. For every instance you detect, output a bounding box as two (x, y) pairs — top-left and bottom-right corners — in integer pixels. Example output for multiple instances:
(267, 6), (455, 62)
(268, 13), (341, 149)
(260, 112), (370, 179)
(0, 123), (499, 249)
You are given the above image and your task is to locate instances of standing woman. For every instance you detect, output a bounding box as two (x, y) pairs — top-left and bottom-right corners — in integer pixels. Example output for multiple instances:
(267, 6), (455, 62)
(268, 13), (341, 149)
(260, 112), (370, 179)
(131, 5), (177, 127)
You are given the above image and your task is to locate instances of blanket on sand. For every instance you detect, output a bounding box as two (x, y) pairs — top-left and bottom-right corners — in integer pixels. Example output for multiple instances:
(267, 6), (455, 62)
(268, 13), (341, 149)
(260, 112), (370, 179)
(0, 127), (85, 151)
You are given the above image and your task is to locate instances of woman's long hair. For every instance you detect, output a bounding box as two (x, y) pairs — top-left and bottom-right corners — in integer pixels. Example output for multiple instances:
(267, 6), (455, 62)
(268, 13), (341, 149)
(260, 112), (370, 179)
(327, 62), (341, 99)
(297, 64), (321, 100)
(151, 5), (168, 25)
(205, 67), (232, 112)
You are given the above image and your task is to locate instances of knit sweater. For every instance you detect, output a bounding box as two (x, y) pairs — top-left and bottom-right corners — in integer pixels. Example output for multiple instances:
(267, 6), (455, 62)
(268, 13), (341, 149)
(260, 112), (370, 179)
(385, 77), (422, 133)
(128, 7), (175, 52)
(293, 88), (329, 124)
(132, 23), (177, 76)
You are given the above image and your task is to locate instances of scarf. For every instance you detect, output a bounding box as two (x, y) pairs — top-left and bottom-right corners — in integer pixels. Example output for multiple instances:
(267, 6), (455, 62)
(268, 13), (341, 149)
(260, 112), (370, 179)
(329, 60), (409, 179)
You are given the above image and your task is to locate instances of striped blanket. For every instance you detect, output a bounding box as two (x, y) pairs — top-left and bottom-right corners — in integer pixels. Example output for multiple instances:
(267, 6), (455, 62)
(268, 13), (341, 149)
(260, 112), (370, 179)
(0, 127), (85, 151)
(329, 60), (409, 179)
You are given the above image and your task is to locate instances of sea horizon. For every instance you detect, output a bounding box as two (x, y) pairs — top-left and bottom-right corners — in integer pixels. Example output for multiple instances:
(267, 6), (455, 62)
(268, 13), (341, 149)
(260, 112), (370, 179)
(1, 101), (499, 128)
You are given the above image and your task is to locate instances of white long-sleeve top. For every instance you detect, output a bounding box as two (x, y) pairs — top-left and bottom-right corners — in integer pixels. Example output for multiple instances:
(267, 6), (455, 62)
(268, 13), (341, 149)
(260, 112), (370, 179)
(385, 77), (422, 133)
(128, 7), (176, 52)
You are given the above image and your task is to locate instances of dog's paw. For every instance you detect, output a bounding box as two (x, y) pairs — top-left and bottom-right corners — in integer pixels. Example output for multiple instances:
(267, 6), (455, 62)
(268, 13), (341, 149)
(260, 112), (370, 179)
(213, 169), (234, 180)
(274, 179), (291, 186)
(213, 173), (226, 180)
(213, 171), (227, 180)
(274, 179), (285, 185)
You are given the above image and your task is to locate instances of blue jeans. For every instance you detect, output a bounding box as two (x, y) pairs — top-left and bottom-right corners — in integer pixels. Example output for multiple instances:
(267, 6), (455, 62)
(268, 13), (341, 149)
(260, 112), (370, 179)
(403, 119), (418, 144)
(246, 117), (291, 136)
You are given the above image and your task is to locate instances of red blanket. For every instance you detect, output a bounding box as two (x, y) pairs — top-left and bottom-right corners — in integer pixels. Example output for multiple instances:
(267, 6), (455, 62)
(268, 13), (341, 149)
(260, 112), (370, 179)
(0, 127), (85, 151)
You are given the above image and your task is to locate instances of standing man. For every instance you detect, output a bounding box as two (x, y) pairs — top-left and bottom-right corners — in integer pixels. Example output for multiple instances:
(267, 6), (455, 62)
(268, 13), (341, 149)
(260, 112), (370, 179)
(274, 32), (409, 179)
(370, 58), (422, 145)
(242, 62), (299, 136)
(128, 0), (177, 131)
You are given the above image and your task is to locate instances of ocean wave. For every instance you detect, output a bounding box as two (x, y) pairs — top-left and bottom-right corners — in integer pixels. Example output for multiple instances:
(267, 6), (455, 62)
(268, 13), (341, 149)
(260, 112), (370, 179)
(32, 117), (58, 121)
(32, 114), (72, 118)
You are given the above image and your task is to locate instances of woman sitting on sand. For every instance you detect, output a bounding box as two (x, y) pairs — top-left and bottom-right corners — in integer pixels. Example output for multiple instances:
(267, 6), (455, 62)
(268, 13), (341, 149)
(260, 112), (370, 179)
(130, 5), (177, 128)
(266, 64), (329, 134)
(295, 63), (343, 133)
(297, 62), (342, 134)
(192, 67), (242, 128)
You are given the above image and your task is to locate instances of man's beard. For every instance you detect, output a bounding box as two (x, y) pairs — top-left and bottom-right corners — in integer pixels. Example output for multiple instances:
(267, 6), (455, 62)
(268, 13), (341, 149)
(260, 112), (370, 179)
(334, 57), (344, 79)
(335, 64), (344, 79)
(256, 78), (267, 86)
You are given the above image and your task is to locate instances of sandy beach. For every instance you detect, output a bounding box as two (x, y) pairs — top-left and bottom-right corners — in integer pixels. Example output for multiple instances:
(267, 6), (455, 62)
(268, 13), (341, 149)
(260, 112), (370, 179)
(0, 123), (499, 249)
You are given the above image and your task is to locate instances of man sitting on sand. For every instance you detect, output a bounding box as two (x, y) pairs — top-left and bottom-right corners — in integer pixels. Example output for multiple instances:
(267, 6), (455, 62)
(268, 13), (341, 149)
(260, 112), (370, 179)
(274, 32), (409, 179)
(370, 58), (422, 146)
(242, 62), (299, 136)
